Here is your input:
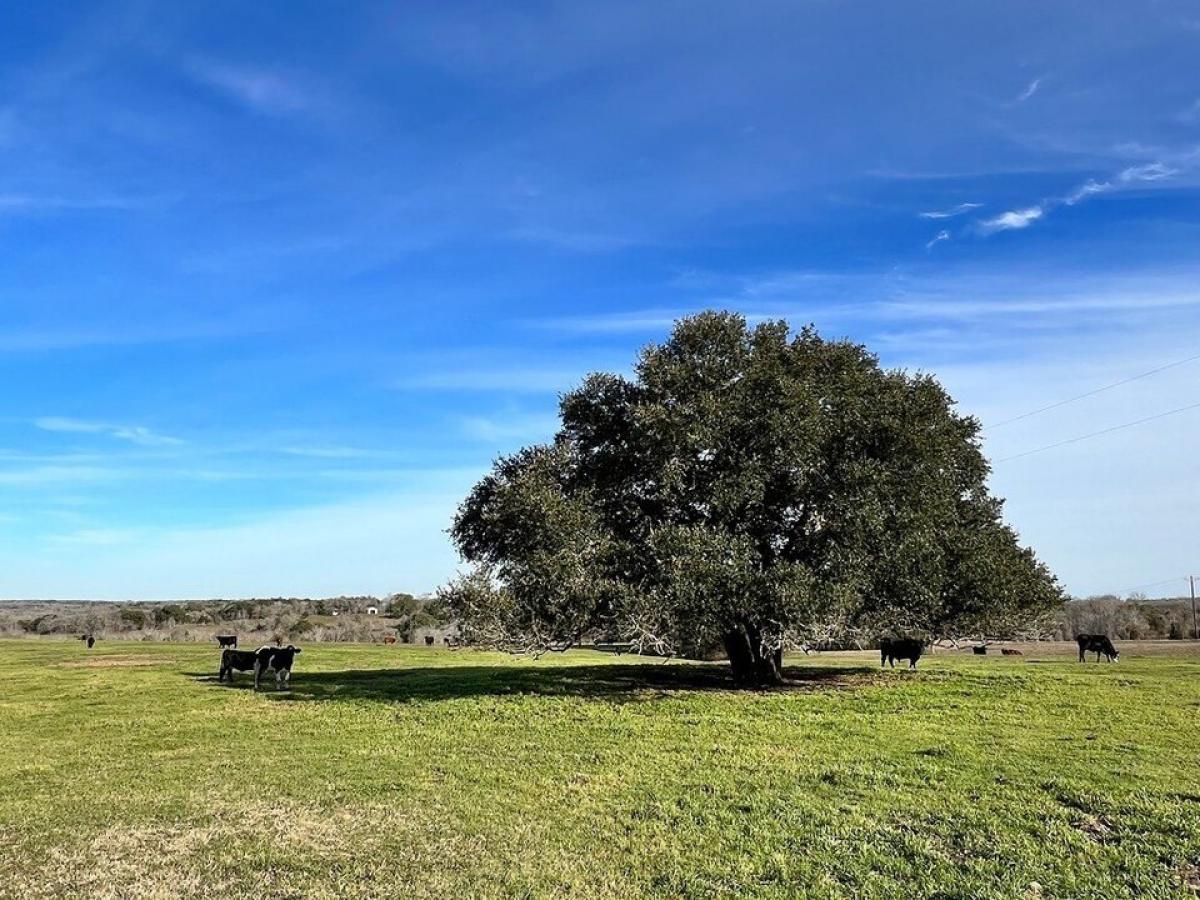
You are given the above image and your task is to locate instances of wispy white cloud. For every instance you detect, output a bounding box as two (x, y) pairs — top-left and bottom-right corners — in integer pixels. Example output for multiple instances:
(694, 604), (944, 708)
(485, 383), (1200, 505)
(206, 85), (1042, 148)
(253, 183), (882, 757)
(0, 476), (479, 598)
(505, 225), (636, 253)
(0, 464), (125, 487)
(523, 270), (1200, 367)
(976, 157), (1183, 236)
(1064, 179), (1111, 205)
(186, 59), (309, 116)
(46, 527), (143, 547)
(279, 445), (380, 460)
(34, 417), (184, 447)
(978, 206), (1044, 234)
(0, 192), (170, 214)
(882, 288), (1200, 321)
(1015, 77), (1043, 103)
(925, 229), (951, 250)
(0, 313), (271, 353)
(1118, 162), (1177, 183)
(918, 202), (982, 220)
(458, 413), (559, 444)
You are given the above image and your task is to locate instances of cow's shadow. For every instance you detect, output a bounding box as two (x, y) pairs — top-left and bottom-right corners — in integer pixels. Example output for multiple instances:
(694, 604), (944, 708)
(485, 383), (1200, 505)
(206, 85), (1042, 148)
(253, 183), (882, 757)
(188, 672), (279, 691)
(190, 660), (873, 704)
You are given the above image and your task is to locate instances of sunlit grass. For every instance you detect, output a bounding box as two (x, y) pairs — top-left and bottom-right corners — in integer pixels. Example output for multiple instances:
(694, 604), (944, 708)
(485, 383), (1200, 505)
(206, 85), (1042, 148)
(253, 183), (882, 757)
(1, 639), (1198, 898)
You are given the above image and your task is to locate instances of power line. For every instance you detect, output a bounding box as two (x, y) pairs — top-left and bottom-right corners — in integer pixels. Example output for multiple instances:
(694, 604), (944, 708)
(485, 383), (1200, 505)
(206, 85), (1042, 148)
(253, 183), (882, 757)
(993, 399), (1200, 462)
(988, 351), (1200, 429)
(1112, 576), (1190, 595)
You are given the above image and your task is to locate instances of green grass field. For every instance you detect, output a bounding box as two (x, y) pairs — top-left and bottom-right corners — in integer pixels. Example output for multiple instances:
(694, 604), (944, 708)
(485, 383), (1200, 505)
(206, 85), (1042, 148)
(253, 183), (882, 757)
(1, 639), (1198, 899)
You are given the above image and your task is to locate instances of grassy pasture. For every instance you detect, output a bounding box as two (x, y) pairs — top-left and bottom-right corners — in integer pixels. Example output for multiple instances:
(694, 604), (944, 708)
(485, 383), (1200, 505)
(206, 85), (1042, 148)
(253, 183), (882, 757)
(1, 639), (1198, 899)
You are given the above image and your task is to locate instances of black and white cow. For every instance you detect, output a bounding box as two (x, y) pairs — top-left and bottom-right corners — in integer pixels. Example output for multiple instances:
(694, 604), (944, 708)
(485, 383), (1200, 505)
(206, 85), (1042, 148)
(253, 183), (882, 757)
(219, 645), (303, 689)
(253, 645), (301, 691)
(1076, 634), (1119, 663)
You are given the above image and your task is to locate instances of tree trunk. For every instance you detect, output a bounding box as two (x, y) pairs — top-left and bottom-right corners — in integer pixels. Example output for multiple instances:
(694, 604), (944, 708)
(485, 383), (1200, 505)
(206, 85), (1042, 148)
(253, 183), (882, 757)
(722, 622), (784, 687)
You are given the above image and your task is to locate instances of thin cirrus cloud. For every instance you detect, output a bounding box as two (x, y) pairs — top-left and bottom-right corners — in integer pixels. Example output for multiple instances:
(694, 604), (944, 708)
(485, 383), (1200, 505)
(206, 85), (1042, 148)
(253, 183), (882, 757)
(977, 206), (1045, 234)
(974, 160), (1182, 235)
(185, 58), (310, 116)
(1118, 162), (1177, 182)
(1064, 179), (1110, 205)
(278, 445), (384, 460)
(33, 417), (184, 447)
(0, 192), (165, 214)
(458, 412), (560, 444)
(918, 202), (983, 220)
(1014, 76), (1043, 103)
(0, 464), (124, 487)
(925, 229), (951, 250)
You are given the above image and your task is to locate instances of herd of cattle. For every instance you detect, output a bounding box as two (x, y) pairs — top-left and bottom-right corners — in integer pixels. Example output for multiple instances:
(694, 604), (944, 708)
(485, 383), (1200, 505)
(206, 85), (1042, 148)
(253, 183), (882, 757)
(879, 634), (1119, 669)
(73, 631), (1124, 685)
(216, 634), (1118, 681)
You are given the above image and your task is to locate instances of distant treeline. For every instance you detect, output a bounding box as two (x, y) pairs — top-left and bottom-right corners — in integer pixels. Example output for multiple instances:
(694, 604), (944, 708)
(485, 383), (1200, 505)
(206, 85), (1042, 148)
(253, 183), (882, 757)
(0, 594), (456, 644)
(1052, 595), (1197, 641)
(1, 593), (1194, 645)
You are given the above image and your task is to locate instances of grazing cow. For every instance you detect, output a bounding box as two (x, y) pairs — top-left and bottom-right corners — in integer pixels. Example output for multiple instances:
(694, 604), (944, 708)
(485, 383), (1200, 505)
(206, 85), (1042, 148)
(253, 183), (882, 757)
(1001, 648), (1023, 656)
(972, 645), (987, 655)
(424, 635), (435, 646)
(254, 645), (301, 691)
(443, 636), (451, 646)
(880, 638), (924, 669)
(383, 635), (397, 645)
(1076, 634), (1119, 663)
(216, 634), (238, 649)
(219, 648), (259, 683)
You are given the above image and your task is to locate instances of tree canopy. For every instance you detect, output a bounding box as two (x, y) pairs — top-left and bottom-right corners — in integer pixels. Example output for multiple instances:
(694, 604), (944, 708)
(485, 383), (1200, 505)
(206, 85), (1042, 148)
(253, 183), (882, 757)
(445, 312), (1063, 685)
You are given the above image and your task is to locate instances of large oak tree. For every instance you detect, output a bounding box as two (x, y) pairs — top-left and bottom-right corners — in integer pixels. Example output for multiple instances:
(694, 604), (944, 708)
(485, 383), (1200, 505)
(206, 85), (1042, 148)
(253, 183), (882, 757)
(446, 312), (1062, 685)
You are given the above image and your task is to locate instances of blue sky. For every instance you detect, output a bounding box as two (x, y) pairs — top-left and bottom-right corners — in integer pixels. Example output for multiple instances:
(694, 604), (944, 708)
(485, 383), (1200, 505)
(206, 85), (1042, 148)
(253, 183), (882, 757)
(2, 1), (1199, 600)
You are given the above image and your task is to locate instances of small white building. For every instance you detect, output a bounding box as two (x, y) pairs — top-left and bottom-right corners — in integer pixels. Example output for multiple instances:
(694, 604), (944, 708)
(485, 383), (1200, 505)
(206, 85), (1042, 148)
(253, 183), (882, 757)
(366, 606), (378, 615)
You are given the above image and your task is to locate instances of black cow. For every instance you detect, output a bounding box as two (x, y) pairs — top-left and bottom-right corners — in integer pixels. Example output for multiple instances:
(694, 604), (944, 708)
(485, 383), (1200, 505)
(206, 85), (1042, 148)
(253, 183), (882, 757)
(84, 635), (95, 649)
(253, 645), (301, 691)
(216, 634), (238, 649)
(1076, 634), (1119, 663)
(424, 635), (435, 646)
(972, 645), (987, 655)
(880, 638), (924, 669)
(219, 648), (258, 683)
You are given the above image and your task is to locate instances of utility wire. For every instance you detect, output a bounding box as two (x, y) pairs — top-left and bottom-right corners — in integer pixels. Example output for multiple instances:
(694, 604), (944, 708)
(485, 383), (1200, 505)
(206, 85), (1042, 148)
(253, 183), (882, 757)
(993, 399), (1200, 462)
(988, 351), (1200, 429)
(1112, 576), (1189, 595)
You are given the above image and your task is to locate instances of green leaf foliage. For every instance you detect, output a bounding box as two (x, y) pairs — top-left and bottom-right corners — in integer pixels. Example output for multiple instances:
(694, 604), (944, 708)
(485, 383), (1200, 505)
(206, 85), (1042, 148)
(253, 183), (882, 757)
(448, 312), (1063, 684)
